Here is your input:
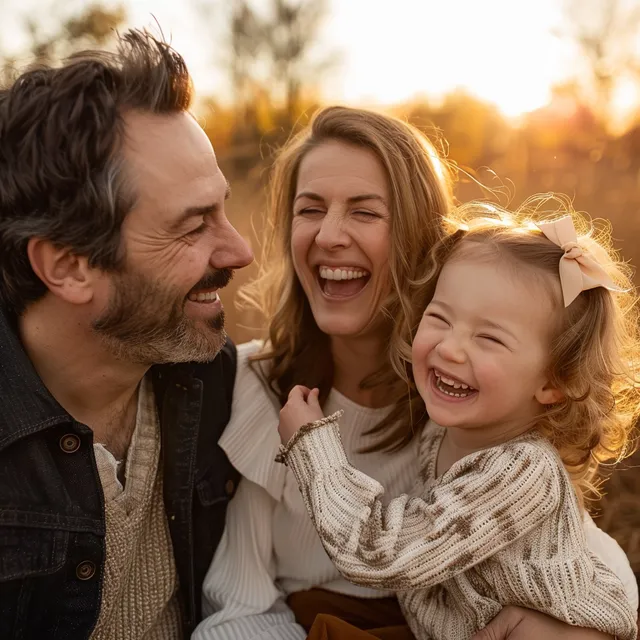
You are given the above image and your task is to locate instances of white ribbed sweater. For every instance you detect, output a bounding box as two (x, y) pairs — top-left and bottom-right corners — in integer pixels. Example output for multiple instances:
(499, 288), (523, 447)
(205, 340), (420, 603)
(280, 413), (638, 640)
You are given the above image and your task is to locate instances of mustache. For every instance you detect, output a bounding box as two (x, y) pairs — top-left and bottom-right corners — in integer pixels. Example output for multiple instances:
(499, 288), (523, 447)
(191, 268), (234, 292)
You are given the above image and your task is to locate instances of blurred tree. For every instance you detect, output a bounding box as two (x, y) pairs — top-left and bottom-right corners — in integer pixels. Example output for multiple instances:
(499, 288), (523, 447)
(397, 92), (511, 171)
(559, 0), (640, 126)
(226, 0), (264, 135)
(195, 0), (336, 171)
(1, 3), (126, 82)
(266, 0), (335, 129)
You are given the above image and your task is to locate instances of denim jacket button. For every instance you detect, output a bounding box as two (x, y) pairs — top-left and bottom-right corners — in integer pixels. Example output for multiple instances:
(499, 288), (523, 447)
(76, 561), (96, 580)
(60, 434), (81, 454)
(225, 479), (235, 495)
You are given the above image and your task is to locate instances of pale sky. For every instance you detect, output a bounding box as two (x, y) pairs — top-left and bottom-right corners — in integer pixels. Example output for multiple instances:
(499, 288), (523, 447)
(2, 0), (639, 121)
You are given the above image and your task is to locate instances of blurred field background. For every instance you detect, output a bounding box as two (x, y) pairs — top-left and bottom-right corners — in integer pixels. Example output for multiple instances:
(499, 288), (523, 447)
(2, 0), (640, 570)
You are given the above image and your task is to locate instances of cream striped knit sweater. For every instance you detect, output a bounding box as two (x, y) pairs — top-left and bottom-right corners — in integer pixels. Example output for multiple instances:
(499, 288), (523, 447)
(90, 376), (182, 640)
(279, 412), (638, 640)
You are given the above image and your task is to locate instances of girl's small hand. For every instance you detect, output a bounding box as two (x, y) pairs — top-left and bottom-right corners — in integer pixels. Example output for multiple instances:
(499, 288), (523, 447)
(471, 606), (615, 640)
(278, 385), (324, 445)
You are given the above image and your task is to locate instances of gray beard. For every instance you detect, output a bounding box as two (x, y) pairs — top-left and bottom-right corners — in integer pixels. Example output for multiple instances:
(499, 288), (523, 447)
(92, 270), (226, 365)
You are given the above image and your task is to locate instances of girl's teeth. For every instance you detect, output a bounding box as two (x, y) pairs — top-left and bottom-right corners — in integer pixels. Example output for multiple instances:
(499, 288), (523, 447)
(435, 371), (476, 396)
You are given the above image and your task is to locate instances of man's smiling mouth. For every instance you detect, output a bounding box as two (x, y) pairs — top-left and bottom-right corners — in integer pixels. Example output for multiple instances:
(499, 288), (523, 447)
(187, 289), (219, 303)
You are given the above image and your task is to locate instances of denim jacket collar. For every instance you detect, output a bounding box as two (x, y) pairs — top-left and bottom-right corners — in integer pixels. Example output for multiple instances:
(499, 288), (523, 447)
(0, 305), (70, 451)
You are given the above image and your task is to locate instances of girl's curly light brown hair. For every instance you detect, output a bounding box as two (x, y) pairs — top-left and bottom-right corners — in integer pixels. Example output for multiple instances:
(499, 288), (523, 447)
(411, 194), (640, 506)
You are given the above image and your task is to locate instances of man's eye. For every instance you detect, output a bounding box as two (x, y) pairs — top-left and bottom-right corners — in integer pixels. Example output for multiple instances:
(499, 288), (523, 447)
(187, 222), (207, 236)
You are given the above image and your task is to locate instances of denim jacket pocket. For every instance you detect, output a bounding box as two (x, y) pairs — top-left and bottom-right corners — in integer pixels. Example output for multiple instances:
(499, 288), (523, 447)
(196, 465), (239, 507)
(0, 525), (69, 581)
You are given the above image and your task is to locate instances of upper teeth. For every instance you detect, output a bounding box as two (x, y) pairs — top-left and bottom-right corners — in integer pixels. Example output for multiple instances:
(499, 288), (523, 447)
(319, 267), (368, 281)
(188, 291), (219, 302)
(436, 371), (472, 390)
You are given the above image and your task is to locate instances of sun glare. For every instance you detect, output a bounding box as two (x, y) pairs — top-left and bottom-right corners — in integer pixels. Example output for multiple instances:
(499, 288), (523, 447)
(611, 78), (640, 135)
(1, 0), (618, 121)
(326, 0), (568, 119)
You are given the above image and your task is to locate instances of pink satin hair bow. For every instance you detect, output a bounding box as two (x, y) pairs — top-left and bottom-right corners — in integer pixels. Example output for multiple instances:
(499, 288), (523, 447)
(535, 216), (622, 307)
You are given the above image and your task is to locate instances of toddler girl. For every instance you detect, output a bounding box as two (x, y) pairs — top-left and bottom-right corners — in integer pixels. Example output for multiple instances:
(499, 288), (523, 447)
(277, 200), (640, 640)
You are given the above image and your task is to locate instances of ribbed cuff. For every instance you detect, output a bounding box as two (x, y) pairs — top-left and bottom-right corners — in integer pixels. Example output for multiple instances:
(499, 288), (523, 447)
(275, 411), (349, 476)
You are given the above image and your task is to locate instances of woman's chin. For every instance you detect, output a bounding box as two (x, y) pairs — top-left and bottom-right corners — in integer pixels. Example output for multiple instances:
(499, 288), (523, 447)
(313, 312), (386, 341)
(315, 318), (370, 338)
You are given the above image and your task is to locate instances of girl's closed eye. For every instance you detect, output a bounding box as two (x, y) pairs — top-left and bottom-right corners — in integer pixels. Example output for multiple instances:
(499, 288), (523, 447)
(478, 334), (507, 348)
(425, 311), (450, 325)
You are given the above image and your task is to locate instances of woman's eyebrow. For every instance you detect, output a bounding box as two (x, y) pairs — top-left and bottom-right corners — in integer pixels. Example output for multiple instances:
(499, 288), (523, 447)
(293, 191), (387, 205)
(294, 191), (323, 203)
(347, 194), (387, 205)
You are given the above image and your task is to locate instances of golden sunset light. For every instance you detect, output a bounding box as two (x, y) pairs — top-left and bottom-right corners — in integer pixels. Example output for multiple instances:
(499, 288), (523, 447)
(0, 0), (621, 120)
(2, 1), (640, 633)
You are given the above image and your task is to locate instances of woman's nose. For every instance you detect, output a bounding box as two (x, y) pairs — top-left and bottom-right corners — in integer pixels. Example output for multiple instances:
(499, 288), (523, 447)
(315, 211), (351, 251)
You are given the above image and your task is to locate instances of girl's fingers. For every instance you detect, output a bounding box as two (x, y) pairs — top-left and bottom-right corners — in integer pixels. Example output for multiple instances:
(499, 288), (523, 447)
(308, 388), (321, 408)
(288, 385), (310, 401)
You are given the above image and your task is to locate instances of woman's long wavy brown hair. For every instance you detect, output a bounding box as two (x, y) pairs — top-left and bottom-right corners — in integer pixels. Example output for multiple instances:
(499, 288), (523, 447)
(238, 105), (454, 450)
(414, 195), (640, 506)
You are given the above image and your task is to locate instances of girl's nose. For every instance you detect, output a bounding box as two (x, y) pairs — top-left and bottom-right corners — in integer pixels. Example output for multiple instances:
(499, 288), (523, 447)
(436, 335), (467, 364)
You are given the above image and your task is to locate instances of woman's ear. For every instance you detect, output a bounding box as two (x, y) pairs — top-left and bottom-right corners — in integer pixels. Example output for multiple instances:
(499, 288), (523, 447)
(535, 380), (565, 406)
(27, 237), (94, 305)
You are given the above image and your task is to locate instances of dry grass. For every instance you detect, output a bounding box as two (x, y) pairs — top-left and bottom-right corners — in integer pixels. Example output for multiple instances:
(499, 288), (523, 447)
(594, 450), (640, 572)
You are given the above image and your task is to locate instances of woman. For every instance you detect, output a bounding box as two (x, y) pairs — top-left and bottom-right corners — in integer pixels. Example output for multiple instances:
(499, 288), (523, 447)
(192, 106), (638, 640)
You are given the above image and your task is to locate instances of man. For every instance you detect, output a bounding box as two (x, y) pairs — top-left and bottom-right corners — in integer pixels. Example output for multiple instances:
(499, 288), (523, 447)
(0, 29), (252, 638)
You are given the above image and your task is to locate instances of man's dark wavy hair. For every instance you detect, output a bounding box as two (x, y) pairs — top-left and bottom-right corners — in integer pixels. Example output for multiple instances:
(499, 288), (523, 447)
(0, 29), (193, 314)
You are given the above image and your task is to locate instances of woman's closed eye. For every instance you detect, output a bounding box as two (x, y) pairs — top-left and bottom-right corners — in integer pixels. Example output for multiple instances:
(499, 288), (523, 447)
(353, 210), (380, 219)
(295, 207), (325, 217)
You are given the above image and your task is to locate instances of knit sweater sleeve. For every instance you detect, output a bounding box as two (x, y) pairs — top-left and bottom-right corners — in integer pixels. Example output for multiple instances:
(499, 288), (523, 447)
(279, 415), (560, 590)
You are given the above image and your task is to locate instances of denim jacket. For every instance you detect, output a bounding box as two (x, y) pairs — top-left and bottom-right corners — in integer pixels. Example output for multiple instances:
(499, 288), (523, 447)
(0, 306), (239, 639)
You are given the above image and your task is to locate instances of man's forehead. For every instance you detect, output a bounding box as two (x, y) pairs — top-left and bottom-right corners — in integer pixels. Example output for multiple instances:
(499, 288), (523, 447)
(122, 111), (218, 179)
(120, 112), (227, 226)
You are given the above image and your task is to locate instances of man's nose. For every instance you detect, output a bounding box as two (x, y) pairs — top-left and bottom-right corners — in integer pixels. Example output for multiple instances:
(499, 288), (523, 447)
(210, 219), (254, 270)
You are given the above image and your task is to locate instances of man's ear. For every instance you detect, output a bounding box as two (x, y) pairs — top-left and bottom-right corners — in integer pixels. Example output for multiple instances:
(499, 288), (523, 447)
(27, 237), (94, 305)
(535, 379), (565, 406)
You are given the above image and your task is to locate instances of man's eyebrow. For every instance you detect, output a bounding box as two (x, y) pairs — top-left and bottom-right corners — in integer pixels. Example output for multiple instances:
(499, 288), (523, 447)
(293, 191), (387, 205)
(225, 180), (232, 200)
